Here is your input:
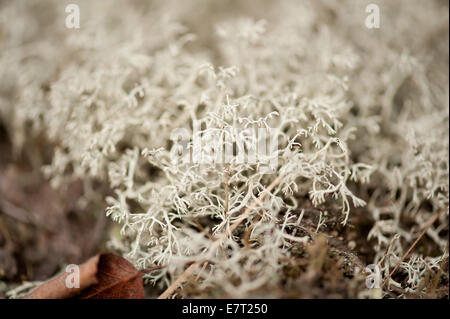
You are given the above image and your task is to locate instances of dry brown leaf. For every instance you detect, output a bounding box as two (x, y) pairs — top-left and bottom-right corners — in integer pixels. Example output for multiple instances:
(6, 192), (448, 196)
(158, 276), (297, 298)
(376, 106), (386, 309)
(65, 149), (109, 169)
(22, 253), (158, 299)
(78, 253), (145, 299)
(23, 255), (100, 299)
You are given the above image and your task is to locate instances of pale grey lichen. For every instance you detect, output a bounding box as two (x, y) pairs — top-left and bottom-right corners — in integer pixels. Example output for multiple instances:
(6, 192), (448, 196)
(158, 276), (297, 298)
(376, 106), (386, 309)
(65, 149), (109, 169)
(0, 0), (448, 297)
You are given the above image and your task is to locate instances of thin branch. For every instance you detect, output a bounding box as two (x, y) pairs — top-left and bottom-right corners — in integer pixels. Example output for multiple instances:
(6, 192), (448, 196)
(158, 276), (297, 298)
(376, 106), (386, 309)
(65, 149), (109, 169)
(157, 262), (199, 299)
(224, 163), (231, 214)
(195, 261), (209, 281)
(383, 205), (448, 288)
(141, 265), (166, 274)
(157, 174), (284, 299)
(379, 234), (399, 267)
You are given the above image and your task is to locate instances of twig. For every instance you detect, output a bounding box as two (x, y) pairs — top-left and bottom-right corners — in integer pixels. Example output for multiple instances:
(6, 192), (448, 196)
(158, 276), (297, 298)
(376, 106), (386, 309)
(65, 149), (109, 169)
(0, 198), (32, 224)
(195, 261), (209, 281)
(430, 244), (448, 292)
(379, 234), (399, 267)
(209, 174), (283, 252)
(194, 218), (217, 241)
(157, 262), (199, 299)
(224, 163), (231, 214)
(242, 215), (261, 249)
(141, 265), (166, 274)
(382, 205), (448, 287)
(157, 174), (284, 299)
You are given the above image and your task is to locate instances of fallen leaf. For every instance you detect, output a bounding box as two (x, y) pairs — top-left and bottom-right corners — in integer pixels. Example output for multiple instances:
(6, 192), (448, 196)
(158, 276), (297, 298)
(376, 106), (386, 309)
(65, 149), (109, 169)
(21, 254), (152, 299)
(23, 255), (100, 299)
(78, 253), (145, 299)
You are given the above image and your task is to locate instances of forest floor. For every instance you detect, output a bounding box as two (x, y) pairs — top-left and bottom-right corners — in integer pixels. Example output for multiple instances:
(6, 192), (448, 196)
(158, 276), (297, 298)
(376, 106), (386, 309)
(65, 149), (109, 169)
(0, 123), (448, 299)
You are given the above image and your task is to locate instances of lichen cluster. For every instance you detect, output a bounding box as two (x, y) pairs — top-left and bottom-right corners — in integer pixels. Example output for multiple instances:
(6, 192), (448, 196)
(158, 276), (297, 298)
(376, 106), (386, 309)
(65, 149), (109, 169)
(0, 0), (448, 298)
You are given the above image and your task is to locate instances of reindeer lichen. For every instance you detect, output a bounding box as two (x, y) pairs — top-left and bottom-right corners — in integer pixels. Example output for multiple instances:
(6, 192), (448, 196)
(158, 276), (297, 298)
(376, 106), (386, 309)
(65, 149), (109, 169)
(1, 0), (448, 298)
